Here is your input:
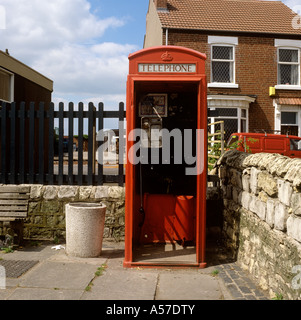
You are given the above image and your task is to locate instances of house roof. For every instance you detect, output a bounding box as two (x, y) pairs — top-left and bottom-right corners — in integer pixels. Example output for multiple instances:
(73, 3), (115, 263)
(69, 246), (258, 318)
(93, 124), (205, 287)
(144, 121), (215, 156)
(157, 0), (301, 36)
(0, 50), (53, 92)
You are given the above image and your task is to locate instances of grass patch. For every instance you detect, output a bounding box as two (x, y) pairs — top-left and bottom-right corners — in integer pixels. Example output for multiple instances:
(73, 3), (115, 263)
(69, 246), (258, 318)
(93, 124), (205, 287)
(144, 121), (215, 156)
(1, 247), (14, 254)
(211, 269), (219, 277)
(85, 264), (107, 292)
(85, 282), (93, 291)
(95, 264), (107, 277)
(272, 292), (283, 300)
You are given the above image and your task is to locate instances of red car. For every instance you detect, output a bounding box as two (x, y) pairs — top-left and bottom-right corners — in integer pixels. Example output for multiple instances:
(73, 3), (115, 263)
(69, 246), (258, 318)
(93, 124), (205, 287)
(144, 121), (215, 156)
(227, 133), (301, 158)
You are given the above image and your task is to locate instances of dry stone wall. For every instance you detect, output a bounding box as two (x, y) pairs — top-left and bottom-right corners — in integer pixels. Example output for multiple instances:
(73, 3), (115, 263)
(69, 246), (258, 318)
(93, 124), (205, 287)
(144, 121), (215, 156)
(216, 150), (301, 300)
(0, 185), (125, 242)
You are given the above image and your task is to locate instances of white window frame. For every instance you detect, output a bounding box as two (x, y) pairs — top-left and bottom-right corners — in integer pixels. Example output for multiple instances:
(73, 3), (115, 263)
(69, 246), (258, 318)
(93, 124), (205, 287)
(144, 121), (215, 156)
(0, 67), (14, 103)
(274, 102), (301, 136)
(208, 95), (256, 139)
(208, 36), (239, 89)
(208, 107), (249, 135)
(209, 44), (238, 88)
(281, 110), (300, 136)
(276, 47), (300, 88)
(275, 40), (301, 90)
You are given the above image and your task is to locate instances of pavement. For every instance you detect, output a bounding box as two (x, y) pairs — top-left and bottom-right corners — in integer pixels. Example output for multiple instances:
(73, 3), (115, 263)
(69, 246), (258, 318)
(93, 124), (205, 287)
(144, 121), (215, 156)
(0, 240), (270, 302)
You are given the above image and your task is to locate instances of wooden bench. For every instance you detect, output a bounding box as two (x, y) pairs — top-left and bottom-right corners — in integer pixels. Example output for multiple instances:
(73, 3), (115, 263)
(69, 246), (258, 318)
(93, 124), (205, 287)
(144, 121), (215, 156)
(0, 186), (30, 246)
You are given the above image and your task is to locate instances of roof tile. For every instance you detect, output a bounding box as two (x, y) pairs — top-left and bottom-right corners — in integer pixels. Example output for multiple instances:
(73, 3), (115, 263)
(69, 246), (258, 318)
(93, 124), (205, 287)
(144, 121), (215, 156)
(276, 98), (301, 105)
(157, 0), (301, 35)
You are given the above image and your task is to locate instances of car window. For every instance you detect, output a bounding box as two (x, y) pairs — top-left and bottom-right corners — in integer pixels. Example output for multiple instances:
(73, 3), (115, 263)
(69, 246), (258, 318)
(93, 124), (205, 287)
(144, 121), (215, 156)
(227, 135), (239, 147)
(290, 139), (301, 151)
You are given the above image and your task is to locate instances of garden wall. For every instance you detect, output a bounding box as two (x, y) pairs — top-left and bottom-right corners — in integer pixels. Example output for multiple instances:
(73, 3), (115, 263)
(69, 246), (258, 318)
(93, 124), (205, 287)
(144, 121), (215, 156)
(216, 150), (301, 300)
(0, 185), (125, 242)
(0, 184), (221, 243)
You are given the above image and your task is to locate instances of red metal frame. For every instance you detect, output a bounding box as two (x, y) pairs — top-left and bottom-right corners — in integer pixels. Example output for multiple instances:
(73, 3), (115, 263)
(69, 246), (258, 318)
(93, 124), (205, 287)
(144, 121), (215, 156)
(124, 46), (207, 268)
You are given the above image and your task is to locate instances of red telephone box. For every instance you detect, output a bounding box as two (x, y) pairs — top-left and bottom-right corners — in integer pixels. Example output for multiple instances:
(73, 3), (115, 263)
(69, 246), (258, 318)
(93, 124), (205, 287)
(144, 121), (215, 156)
(124, 46), (207, 268)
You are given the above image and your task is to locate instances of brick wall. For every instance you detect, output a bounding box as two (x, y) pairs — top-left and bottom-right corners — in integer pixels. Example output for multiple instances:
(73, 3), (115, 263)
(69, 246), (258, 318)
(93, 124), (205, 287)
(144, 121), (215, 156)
(166, 30), (301, 133)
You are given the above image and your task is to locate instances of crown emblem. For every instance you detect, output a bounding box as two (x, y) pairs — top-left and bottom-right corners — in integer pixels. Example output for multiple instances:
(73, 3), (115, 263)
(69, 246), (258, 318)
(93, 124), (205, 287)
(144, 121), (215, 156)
(161, 51), (173, 62)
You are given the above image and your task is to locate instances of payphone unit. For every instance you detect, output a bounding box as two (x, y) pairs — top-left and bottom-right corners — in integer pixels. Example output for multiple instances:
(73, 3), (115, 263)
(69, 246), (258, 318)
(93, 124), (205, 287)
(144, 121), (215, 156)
(139, 93), (167, 148)
(124, 46), (207, 268)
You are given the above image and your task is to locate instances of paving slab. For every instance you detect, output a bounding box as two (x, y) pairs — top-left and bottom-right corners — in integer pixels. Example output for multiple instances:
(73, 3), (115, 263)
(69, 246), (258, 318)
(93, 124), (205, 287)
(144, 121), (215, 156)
(19, 261), (97, 290)
(82, 269), (158, 300)
(7, 287), (83, 300)
(0, 287), (14, 300)
(48, 249), (108, 266)
(0, 241), (270, 301)
(155, 272), (223, 300)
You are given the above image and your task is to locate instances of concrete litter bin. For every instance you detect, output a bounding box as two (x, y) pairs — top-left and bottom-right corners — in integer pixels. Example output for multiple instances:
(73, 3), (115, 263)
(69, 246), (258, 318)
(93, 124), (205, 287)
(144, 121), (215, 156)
(65, 202), (106, 258)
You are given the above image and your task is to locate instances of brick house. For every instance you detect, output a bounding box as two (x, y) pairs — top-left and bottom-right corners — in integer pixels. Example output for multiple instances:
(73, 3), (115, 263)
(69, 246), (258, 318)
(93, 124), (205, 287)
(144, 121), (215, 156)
(0, 50), (53, 172)
(0, 50), (53, 105)
(144, 0), (301, 139)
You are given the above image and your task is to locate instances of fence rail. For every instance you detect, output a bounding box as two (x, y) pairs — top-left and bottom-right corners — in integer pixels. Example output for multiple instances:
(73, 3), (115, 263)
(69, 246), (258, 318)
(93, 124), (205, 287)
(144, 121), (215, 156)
(0, 101), (126, 186)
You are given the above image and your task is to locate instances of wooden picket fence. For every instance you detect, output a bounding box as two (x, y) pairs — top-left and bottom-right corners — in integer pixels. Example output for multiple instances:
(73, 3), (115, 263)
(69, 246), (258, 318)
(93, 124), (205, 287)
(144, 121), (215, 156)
(0, 101), (125, 186)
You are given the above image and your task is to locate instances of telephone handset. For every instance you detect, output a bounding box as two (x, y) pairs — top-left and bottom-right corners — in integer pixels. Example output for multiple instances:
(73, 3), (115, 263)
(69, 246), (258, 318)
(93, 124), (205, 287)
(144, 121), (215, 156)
(139, 94), (168, 148)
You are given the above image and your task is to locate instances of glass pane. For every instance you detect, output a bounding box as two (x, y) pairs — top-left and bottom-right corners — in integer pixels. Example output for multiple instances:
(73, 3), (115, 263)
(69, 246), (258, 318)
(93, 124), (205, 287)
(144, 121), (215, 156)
(241, 109), (247, 118)
(281, 125), (298, 136)
(281, 112), (297, 125)
(241, 119), (247, 132)
(279, 64), (299, 85)
(212, 46), (233, 60)
(290, 139), (301, 151)
(212, 61), (232, 83)
(227, 134), (239, 147)
(217, 108), (237, 117)
(219, 118), (238, 141)
(279, 49), (299, 63)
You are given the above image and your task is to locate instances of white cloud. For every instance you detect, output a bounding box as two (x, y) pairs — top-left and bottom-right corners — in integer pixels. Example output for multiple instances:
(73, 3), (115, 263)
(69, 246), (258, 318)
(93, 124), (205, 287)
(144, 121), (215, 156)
(33, 42), (137, 97)
(0, 0), (138, 107)
(283, 0), (301, 13)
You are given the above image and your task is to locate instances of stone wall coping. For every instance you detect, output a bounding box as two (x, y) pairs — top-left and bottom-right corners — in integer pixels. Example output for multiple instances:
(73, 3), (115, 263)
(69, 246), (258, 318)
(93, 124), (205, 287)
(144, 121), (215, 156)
(217, 150), (301, 188)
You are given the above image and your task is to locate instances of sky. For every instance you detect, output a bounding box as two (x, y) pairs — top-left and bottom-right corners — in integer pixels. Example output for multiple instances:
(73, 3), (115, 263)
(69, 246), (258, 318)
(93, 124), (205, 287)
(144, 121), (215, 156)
(0, 0), (300, 116)
(0, 0), (149, 112)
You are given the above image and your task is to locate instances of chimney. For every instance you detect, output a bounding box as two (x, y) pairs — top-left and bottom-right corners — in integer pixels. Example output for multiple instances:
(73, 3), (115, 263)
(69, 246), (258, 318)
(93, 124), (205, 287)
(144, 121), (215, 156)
(154, 0), (168, 10)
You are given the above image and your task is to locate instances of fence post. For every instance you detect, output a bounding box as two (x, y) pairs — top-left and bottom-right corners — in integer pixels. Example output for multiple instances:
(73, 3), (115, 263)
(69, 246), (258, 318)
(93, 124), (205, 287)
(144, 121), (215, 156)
(19, 102), (26, 184)
(48, 102), (54, 185)
(58, 102), (64, 185)
(78, 102), (84, 185)
(68, 102), (74, 185)
(97, 102), (104, 186)
(28, 102), (35, 184)
(87, 102), (95, 185)
(118, 102), (125, 186)
(38, 102), (45, 184)
(0, 102), (7, 184)
(10, 102), (16, 184)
